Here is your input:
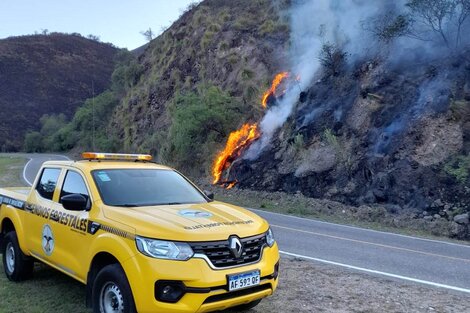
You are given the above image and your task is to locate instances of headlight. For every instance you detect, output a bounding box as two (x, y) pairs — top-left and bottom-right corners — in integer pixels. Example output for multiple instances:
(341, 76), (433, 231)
(266, 228), (275, 247)
(136, 237), (194, 261)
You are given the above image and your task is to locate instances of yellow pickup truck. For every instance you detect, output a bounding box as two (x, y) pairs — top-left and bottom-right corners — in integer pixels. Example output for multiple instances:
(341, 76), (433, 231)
(0, 153), (279, 313)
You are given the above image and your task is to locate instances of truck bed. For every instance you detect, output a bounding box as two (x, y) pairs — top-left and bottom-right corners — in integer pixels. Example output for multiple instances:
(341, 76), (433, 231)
(0, 187), (30, 204)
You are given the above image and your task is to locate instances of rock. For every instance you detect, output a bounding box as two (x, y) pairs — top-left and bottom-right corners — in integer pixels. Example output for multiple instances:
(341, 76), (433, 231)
(384, 204), (402, 214)
(453, 213), (469, 225)
(423, 211), (429, 216)
(431, 199), (444, 208)
(444, 204), (451, 210)
(449, 222), (469, 239)
(433, 214), (441, 219)
(424, 216), (434, 221)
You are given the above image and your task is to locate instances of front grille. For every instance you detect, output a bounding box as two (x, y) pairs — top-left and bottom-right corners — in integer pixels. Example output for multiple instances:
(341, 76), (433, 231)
(190, 233), (266, 268)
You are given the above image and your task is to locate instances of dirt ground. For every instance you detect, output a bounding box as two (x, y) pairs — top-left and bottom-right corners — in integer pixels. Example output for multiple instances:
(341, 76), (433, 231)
(240, 257), (469, 313)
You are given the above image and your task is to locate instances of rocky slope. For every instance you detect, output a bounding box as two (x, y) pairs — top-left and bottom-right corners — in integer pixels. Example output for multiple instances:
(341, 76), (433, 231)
(231, 52), (470, 217)
(0, 33), (118, 151)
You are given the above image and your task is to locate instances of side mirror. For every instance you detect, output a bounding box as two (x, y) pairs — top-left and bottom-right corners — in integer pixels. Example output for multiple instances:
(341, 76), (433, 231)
(203, 190), (214, 201)
(61, 194), (88, 211)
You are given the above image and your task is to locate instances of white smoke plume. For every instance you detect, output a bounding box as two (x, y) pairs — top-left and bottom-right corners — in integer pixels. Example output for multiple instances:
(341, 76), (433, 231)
(246, 0), (383, 159)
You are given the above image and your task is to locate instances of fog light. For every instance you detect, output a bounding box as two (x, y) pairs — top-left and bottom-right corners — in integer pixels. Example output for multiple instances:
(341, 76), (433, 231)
(155, 281), (186, 303)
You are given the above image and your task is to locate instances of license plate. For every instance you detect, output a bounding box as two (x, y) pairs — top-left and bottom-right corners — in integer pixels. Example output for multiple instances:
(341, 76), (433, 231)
(228, 270), (261, 291)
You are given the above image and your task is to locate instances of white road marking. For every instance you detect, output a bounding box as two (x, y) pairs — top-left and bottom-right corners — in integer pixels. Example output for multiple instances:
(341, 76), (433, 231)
(22, 158), (33, 186)
(280, 251), (470, 294)
(251, 208), (470, 248)
(273, 224), (470, 263)
(21, 154), (70, 187)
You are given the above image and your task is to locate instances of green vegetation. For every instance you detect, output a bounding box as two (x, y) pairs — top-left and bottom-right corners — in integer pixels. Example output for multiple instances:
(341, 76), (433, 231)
(161, 85), (247, 174)
(0, 156), (26, 187)
(0, 263), (88, 313)
(323, 128), (339, 148)
(292, 133), (305, 151)
(445, 155), (470, 183)
(0, 33), (118, 151)
(23, 50), (138, 153)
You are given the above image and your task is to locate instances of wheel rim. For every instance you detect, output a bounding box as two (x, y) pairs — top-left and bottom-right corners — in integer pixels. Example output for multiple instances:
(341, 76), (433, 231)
(100, 282), (124, 313)
(5, 242), (15, 274)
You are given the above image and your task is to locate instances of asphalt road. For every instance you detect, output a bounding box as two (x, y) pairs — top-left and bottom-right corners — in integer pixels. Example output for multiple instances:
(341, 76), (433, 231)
(10, 154), (470, 295)
(18, 153), (70, 186)
(253, 209), (470, 294)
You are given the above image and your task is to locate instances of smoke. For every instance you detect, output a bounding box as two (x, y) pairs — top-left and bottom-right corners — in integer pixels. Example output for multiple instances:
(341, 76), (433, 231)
(246, 0), (383, 159)
(245, 0), (468, 160)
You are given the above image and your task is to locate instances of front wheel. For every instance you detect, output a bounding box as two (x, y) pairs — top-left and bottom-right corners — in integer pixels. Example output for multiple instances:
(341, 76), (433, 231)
(92, 264), (136, 313)
(1, 231), (34, 281)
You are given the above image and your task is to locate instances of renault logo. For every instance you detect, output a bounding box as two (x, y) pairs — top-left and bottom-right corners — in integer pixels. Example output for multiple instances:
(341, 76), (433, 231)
(229, 236), (243, 259)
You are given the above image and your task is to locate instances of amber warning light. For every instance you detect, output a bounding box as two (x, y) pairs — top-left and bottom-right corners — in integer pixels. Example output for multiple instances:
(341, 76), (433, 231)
(82, 152), (153, 161)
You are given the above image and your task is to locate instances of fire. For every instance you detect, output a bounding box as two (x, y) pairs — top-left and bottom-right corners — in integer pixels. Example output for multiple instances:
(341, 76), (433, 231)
(212, 72), (294, 187)
(226, 181), (237, 189)
(261, 72), (289, 108)
(212, 123), (260, 184)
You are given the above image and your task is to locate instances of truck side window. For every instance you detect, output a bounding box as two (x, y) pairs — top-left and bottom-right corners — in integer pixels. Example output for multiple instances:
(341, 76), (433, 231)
(36, 168), (61, 200)
(60, 171), (90, 203)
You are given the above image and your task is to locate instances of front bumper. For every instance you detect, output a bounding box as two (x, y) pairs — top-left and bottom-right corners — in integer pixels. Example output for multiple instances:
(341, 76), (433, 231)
(122, 243), (280, 313)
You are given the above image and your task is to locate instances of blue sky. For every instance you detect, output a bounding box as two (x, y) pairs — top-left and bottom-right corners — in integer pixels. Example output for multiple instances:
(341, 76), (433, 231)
(0, 0), (197, 49)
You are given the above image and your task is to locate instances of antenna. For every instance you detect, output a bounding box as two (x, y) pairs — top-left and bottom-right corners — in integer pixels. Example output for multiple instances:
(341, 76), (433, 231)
(92, 79), (96, 151)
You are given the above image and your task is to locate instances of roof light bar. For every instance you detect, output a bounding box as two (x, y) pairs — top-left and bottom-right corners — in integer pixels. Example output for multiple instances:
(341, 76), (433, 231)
(82, 152), (153, 161)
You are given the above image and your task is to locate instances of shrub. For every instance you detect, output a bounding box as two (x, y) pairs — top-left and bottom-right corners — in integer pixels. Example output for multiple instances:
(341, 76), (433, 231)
(24, 132), (43, 152)
(163, 85), (245, 173)
(445, 155), (470, 183)
(318, 43), (348, 76)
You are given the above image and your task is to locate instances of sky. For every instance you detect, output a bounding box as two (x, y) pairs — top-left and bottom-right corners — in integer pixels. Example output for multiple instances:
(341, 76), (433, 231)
(0, 0), (198, 49)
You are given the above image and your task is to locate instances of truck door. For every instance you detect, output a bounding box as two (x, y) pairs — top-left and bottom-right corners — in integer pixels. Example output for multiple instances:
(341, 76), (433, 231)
(53, 169), (93, 281)
(25, 167), (62, 260)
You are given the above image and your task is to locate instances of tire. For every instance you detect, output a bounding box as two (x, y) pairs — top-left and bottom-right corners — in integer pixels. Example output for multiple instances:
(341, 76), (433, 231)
(1, 231), (34, 281)
(92, 264), (136, 313)
(232, 299), (262, 311)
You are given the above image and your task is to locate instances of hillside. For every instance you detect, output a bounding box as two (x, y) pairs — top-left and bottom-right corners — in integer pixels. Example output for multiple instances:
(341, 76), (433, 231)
(0, 33), (118, 151)
(43, 0), (469, 237)
(107, 0), (289, 162)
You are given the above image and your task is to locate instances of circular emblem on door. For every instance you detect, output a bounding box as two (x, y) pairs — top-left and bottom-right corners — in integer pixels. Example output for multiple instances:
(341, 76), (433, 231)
(42, 224), (54, 256)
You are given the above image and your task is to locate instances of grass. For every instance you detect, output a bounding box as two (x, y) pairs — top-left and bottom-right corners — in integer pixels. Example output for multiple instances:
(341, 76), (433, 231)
(0, 263), (88, 313)
(0, 156), (27, 188)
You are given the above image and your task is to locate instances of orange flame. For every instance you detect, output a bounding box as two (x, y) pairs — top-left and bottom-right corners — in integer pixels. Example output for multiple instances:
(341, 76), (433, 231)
(212, 123), (260, 184)
(212, 72), (294, 186)
(261, 72), (289, 108)
(226, 181), (237, 189)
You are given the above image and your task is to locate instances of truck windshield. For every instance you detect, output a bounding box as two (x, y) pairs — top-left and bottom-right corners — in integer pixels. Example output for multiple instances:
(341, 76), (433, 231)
(91, 169), (207, 207)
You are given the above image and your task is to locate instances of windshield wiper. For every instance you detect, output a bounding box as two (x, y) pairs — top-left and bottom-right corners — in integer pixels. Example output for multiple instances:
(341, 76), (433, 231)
(117, 204), (140, 207)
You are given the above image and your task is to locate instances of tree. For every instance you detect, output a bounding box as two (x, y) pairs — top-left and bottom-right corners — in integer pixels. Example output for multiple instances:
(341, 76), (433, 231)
(23, 132), (43, 152)
(364, 13), (413, 43)
(406, 0), (470, 48)
(87, 34), (100, 41)
(140, 28), (155, 42)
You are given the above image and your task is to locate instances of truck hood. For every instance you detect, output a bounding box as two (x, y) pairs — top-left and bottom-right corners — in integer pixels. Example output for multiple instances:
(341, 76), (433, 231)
(101, 201), (269, 241)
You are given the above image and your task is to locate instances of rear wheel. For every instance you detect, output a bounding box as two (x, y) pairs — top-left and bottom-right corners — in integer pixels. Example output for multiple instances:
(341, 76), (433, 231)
(92, 264), (136, 313)
(232, 299), (262, 311)
(1, 231), (34, 281)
